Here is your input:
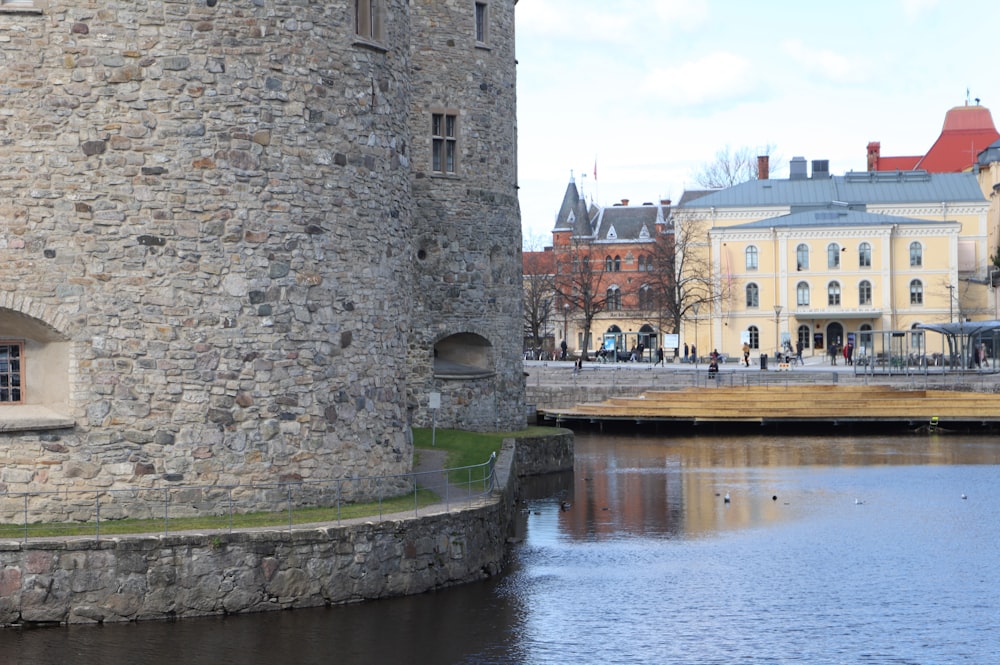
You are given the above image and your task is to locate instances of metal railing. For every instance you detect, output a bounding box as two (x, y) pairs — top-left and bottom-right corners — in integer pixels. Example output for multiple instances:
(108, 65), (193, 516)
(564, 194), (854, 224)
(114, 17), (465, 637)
(0, 452), (498, 543)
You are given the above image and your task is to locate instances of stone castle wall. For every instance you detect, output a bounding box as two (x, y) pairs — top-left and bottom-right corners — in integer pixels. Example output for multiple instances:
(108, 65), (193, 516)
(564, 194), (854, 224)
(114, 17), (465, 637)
(0, 1), (523, 512)
(407, 0), (526, 432)
(0, 432), (573, 627)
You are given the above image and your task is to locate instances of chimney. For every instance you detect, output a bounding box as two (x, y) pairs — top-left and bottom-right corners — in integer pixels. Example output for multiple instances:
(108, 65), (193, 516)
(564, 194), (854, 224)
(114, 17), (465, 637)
(757, 155), (769, 180)
(660, 199), (671, 205)
(811, 160), (830, 179)
(789, 156), (808, 180)
(621, 198), (629, 206)
(867, 141), (880, 171)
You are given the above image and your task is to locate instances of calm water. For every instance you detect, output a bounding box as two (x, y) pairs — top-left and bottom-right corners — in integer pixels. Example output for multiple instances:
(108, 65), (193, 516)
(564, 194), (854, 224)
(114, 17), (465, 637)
(5, 431), (1000, 664)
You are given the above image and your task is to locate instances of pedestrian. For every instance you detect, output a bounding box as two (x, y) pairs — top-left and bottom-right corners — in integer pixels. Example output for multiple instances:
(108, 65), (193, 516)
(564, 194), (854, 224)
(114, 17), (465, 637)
(846, 342), (854, 366)
(795, 340), (804, 365)
(560, 339), (567, 361)
(829, 342), (837, 366)
(690, 344), (697, 364)
(683, 342), (689, 363)
(656, 346), (664, 366)
(629, 345), (637, 362)
(742, 341), (750, 367)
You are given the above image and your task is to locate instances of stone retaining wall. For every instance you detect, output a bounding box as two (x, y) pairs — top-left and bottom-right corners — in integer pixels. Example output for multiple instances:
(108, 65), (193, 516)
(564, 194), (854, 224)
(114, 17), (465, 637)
(0, 430), (573, 626)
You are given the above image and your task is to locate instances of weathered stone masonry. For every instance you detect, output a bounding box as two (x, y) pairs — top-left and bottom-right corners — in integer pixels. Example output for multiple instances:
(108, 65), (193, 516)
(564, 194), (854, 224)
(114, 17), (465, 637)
(0, 432), (574, 626)
(0, 1), (524, 512)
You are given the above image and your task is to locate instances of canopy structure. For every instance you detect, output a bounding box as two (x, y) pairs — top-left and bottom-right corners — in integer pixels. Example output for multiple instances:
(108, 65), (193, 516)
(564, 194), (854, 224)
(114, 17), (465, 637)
(862, 320), (1000, 373)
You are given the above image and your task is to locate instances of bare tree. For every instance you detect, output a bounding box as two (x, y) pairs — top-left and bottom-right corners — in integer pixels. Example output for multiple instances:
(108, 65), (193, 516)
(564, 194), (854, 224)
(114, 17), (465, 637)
(646, 213), (732, 351)
(522, 250), (555, 355)
(693, 144), (780, 189)
(553, 237), (608, 358)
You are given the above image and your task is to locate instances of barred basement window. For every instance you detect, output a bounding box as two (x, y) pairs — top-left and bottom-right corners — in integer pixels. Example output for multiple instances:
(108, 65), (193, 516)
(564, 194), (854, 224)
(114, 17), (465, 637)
(432, 112), (457, 174)
(0, 341), (23, 404)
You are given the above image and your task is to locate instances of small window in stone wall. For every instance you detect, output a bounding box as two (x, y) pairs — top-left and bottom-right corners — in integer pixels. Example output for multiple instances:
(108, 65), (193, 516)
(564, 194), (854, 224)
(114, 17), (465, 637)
(432, 112), (458, 174)
(0, 341), (23, 403)
(475, 2), (489, 45)
(0, 0), (46, 13)
(355, 0), (384, 43)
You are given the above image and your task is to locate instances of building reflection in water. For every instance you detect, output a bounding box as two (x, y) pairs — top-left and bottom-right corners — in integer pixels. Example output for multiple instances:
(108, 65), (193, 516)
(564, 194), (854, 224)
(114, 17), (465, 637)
(554, 431), (1000, 540)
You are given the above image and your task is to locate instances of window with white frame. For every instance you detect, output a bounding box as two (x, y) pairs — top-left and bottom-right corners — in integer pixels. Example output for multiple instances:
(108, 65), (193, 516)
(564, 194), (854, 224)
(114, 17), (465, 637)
(909, 242), (922, 267)
(859, 242), (871, 268)
(796, 244), (809, 271)
(827, 243), (840, 269)
(746, 283), (759, 308)
(355, 0), (384, 43)
(827, 281), (841, 306)
(475, 2), (489, 44)
(745, 246), (758, 271)
(910, 279), (923, 305)
(796, 281), (810, 306)
(0, 341), (23, 403)
(859, 280), (872, 306)
(431, 112), (457, 174)
(748, 326), (759, 349)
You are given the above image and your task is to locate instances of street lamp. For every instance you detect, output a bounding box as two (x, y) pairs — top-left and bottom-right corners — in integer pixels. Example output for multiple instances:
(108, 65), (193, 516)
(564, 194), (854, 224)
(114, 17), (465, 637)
(773, 304), (783, 355)
(563, 303), (570, 359)
(692, 302), (700, 369)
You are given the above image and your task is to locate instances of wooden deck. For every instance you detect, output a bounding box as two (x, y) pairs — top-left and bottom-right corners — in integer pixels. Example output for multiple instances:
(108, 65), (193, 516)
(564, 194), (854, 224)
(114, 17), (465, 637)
(538, 385), (1000, 430)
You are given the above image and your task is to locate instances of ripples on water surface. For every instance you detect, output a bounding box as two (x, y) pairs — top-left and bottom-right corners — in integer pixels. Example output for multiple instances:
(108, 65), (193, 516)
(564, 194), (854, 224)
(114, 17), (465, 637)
(4, 432), (1000, 664)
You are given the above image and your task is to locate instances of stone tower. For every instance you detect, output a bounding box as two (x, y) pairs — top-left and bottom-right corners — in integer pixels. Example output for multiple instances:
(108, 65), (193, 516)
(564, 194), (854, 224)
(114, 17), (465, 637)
(408, 0), (525, 432)
(0, 0), (523, 511)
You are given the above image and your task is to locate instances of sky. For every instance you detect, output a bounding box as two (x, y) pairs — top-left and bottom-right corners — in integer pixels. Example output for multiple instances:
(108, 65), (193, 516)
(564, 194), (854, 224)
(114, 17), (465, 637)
(515, 0), (998, 247)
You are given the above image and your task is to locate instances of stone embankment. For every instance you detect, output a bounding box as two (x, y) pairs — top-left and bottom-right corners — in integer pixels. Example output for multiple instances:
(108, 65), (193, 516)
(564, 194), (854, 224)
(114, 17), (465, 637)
(0, 431), (573, 627)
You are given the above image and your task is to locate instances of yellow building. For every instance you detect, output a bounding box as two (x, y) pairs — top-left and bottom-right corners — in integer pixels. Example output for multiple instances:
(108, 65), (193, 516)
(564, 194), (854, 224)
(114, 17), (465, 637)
(675, 159), (991, 360)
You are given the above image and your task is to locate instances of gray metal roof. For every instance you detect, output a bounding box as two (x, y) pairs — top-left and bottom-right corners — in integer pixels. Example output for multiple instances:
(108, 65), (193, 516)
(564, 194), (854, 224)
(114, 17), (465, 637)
(678, 171), (985, 209)
(591, 204), (667, 242)
(726, 209), (958, 230)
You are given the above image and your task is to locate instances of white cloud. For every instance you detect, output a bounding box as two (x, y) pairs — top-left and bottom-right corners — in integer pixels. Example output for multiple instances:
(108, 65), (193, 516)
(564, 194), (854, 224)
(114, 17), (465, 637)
(900, 0), (941, 20)
(642, 52), (756, 107)
(781, 39), (863, 83)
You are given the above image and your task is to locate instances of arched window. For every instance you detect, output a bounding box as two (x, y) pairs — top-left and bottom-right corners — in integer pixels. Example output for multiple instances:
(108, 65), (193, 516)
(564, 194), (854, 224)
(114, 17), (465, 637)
(827, 243), (841, 269)
(796, 244), (809, 271)
(909, 242), (922, 267)
(909, 279), (923, 305)
(746, 282), (759, 308)
(638, 284), (653, 310)
(613, 255), (621, 272)
(797, 324), (811, 350)
(827, 281), (841, 306)
(607, 285), (622, 310)
(859, 242), (871, 268)
(605, 256), (614, 271)
(745, 246), (758, 271)
(796, 281), (810, 306)
(748, 325), (759, 350)
(859, 280), (872, 306)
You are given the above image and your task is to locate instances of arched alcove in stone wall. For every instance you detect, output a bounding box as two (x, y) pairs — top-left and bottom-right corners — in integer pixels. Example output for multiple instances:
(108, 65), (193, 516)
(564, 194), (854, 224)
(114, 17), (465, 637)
(433, 332), (494, 379)
(0, 307), (73, 429)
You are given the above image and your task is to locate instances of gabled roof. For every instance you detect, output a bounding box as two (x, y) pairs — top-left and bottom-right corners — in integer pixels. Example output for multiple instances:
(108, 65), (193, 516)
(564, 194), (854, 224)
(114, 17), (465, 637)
(678, 170), (985, 210)
(591, 204), (668, 243)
